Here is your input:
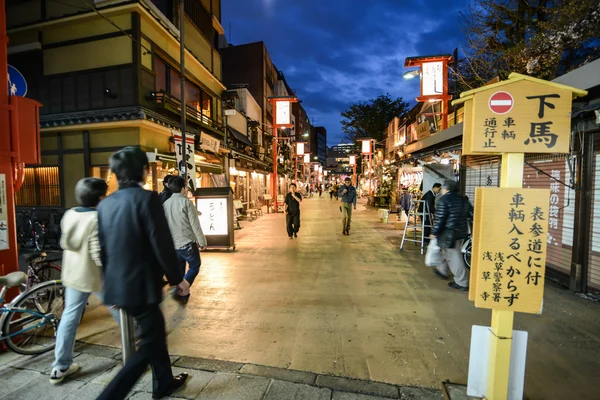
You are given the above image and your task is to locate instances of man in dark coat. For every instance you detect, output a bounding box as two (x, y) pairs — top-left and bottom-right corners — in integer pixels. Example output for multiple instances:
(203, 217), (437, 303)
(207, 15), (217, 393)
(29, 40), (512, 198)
(418, 183), (442, 241)
(159, 175), (174, 204)
(97, 147), (189, 400)
(431, 180), (473, 291)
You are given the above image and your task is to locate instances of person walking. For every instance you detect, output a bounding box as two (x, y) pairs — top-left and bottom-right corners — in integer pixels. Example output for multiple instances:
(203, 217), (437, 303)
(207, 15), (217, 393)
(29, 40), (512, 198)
(163, 176), (207, 305)
(159, 175), (174, 204)
(284, 183), (303, 239)
(49, 178), (120, 385)
(338, 177), (357, 235)
(318, 184), (323, 197)
(97, 147), (189, 400)
(430, 180), (473, 291)
(418, 183), (442, 242)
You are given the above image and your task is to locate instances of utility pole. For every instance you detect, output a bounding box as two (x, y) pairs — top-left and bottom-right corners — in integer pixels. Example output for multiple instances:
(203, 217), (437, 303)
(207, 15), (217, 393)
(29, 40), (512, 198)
(179, 0), (187, 187)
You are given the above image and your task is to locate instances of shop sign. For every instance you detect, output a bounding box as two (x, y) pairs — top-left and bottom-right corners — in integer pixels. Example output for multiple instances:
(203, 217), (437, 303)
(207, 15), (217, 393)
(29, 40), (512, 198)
(422, 61), (444, 97)
(467, 79), (575, 154)
(173, 131), (196, 192)
(8, 65), (27, 96)
(470, 187), (550, 314)
(416, 121), (431, 141)
(200, 132), (221, 154)
(275, 101), (291, 126)
(197, 197), (228, 236)
(0, 174), (8, 250)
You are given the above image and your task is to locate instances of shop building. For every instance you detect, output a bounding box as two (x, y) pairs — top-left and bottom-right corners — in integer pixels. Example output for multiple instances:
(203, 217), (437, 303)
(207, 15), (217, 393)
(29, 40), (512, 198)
(8, 0), (227, 209)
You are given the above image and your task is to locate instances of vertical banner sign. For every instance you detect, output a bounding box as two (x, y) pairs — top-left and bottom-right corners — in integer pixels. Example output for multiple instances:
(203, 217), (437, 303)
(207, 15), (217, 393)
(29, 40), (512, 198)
(275, 101), (291, 126)
(0, 174), (8, 250)
(173, 131), (196, 192)
(421, 61), (444, 96)
(472, 188), (550, 314)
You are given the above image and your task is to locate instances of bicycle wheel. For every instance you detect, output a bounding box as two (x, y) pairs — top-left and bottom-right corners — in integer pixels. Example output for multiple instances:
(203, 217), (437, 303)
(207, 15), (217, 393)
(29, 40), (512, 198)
(29, 264), (62, 288)
(2, 280), (66, 355)
(464, 241), (472, 270)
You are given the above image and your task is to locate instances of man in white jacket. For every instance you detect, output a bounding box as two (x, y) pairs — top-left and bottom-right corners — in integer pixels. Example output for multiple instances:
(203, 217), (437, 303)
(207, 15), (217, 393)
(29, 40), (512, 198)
(50, 178), (119, 385)
(163, 176), (207, 304)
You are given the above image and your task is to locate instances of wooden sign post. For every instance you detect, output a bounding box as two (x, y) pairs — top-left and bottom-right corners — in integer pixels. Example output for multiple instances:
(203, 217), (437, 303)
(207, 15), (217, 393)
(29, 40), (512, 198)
(454, 73), (587, 399)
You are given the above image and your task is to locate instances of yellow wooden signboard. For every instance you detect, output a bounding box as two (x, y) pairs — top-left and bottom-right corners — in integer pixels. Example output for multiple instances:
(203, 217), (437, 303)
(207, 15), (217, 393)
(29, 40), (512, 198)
(455, 73), (587, 156)
(470, 188), (550, 314)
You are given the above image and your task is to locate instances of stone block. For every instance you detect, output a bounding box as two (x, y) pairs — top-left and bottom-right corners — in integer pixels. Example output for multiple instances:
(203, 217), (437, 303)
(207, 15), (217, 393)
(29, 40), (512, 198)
(240, 364), (316, 385)
(196, 372), (270, 400)
(74, 342), (122, 359)
(264, 380), (331, 400)
(400, 386), (443, 400)
(2, 374), (86, 400)
(70, 353), (119, 383)
(316, 375), (399, 399)
(0, 368), (42, 397)
(333, 391), (393, 400)
(174, 357), (243, 373)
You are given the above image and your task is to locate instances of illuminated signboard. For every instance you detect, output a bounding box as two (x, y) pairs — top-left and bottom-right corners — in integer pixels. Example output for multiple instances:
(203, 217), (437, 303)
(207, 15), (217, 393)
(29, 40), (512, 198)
(349, 155), (357, 165)
(314, 164), (319, 172)
(303, 154), (310, 163)
(275, 101), (291, 126)
(422, 61), (444, 97)
(296, 142), (305, 156)
(361, 140), (372, 154)
(197, 198), (228, 236)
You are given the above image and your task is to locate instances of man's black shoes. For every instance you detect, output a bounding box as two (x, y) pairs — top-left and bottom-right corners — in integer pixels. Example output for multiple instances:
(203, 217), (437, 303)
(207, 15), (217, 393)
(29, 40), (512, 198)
(152, 373), (189, 399)
(433, 269), (449, 280)
(448, 282), (469, 291)
(294, 233), (297, 238)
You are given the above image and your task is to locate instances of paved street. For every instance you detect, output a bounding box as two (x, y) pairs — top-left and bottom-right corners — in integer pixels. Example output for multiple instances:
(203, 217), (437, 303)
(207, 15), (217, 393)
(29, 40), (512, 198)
(10, 196), (600, 399)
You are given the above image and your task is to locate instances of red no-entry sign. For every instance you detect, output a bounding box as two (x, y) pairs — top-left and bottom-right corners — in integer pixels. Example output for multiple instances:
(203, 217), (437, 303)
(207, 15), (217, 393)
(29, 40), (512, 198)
(488, 91), (514, 114)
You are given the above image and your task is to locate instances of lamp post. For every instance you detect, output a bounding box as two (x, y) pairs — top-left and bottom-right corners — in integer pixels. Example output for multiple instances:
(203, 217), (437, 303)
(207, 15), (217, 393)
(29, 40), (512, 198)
(294, 141), (305, 184)
(358, 138), (374, 196)
(268, 96), (298, 212)
(349, 154), (357, 186)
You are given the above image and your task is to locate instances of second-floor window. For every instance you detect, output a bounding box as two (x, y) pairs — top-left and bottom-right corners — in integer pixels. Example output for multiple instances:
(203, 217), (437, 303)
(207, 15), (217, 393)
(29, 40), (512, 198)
(154, 56), (213, 120)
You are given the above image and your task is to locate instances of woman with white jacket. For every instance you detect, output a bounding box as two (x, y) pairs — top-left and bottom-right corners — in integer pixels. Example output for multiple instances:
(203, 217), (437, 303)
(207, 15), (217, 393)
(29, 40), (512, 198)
(50, 178), (119, 385)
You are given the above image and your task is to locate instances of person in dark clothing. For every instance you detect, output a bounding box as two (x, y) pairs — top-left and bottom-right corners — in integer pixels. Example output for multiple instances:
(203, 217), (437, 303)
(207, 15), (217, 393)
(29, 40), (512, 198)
(431, 180), (473, 291)
(418, 183), (442, 241)
(158, 175), (174, 204)
(284, 183), (303, 239)
(97, 147), (189, 400)
(338, 177), (357, 235)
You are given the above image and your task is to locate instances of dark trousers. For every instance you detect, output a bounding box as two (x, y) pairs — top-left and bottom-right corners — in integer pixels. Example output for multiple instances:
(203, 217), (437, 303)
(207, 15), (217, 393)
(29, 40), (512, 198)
(176, 242), (201, 286)
(97, 305), (173, 400)
(286, 212), (300, 237)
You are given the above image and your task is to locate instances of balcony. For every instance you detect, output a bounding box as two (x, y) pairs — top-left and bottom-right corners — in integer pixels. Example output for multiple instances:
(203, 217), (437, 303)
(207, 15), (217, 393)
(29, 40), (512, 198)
(153, 91), (223, 136)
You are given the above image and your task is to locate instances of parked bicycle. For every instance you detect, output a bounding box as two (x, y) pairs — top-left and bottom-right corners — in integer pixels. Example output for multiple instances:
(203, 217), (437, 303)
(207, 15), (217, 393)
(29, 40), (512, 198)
(17, 209), (46, 252)
(23, 252), (62, 291)
(0, 272), (65, 355)
(461, 221), (473, 270)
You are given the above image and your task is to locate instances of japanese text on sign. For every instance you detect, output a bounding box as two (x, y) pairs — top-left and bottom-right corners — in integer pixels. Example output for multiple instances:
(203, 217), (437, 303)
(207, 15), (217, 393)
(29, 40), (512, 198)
(196, 198), (228, 236)
(174, 132), (196, 192)
(472, 188), (550, 314)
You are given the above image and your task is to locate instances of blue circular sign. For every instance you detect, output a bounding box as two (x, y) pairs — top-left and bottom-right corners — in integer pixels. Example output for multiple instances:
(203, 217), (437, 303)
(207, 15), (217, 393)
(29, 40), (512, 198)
(8, 65), (27, 97)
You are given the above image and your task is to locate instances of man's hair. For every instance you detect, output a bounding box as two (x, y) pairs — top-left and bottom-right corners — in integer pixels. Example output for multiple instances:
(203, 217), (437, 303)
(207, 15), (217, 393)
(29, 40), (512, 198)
(75, 178), (107, 207)
(168, 176), (186, 193)
(290, 183), (297, 188)
(163, 175), (174, 187)
(344, 177), (351, 182)
(443, 179), (459, 193)
(432, 183), (442, 189)
(109, 147), (149, 186)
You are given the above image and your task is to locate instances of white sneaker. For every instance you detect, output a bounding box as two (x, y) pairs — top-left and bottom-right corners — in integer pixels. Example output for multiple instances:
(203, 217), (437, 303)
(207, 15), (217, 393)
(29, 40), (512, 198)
(49, 363), (80, 385)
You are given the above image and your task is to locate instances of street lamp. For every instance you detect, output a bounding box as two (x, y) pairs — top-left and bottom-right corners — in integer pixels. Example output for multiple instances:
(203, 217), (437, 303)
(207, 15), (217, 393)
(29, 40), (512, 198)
(403, 69), (420, 79)
(349, 154), (357, 186)
(294, 141), (306, 183)
(358, 138), (374, 196)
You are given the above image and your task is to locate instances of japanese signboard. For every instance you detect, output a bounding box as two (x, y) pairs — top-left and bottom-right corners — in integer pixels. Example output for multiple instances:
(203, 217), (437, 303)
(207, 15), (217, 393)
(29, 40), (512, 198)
(470, 188), (550, 314)
(422, 61), (444, 97)
(0, 174), (8, 250)
(275, 101), (291, 126)
(196, 198), (228, 236)
(200, 132), (221, 154)
(174, 131), (196, 192)
(461, 75), (584, 155)
(416, 121), (431, 141)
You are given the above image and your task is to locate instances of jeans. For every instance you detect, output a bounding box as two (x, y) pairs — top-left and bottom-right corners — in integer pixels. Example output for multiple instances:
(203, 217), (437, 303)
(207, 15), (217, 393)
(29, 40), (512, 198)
(436, 239), (469, 287)
(176, 242), (201, 286)
(286, 212), (300, 237)
(342, 202), (353, 233)
(53, 287), (119, 370)
(97, 305), (173, 399)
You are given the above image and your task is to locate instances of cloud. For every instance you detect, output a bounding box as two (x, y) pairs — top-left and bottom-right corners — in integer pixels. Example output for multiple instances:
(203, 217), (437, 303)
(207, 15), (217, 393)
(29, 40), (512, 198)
(223, 0), (470, 144)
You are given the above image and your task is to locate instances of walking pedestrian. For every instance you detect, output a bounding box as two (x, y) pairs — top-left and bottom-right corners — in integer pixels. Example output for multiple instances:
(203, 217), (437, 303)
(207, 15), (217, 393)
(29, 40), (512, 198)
(430, 180), (473, 291)
(329, 185), (335, 200)
(159, 175), (174, 204)
(97, 147), (189, 400)
(163, 176), (207, 305)
(418, 183), (442, 243)
(338, 177), (357, 235)
(49, 178), (120, 385)
(284, 183), (303, 239)
(318, 184), (323, 197)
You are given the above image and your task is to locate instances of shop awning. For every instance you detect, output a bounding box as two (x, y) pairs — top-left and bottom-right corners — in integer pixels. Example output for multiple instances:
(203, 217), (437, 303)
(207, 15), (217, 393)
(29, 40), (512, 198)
(405, 122), (463, 154)
(197, 161), (223, 174)
(228, 127), (253, 146)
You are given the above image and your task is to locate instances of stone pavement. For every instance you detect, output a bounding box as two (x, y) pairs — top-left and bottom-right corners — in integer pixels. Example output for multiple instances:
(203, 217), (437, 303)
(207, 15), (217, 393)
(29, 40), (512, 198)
(0, 342), (442, 399)
(16, 196), (600, 400)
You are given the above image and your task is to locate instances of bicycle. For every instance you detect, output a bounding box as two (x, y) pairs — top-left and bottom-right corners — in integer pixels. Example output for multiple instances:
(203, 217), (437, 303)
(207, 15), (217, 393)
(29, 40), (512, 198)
(17, 209), (46, 252)
(0, 272), (66, 355)
(461, 237), (472, 270)
(23, 252), (62, 291)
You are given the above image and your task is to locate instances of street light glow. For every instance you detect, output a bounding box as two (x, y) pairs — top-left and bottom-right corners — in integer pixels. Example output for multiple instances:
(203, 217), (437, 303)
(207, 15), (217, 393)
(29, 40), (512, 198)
(403, 69), (420, 79)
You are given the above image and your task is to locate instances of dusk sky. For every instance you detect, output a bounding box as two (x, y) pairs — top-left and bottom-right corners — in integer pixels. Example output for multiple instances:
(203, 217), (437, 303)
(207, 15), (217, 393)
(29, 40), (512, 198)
(221, 0), (470, 145)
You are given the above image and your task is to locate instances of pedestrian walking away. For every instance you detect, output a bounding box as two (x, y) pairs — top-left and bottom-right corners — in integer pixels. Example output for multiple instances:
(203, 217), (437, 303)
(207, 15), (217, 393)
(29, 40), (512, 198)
(430, 179), (473, 291)
(338, 177), (357, 235)
(97, 147), (190, 400)
(163, 176), (207, 305)
(418, 182), (442, 243)
(50, 178), (120, 385)
(158, 174), (174, 204)
(284, 183), (303, 239)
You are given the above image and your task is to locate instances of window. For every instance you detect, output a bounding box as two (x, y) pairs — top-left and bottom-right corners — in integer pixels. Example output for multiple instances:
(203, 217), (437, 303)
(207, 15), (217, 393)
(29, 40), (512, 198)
(16, 167), (61, 206)
(154, 57), (168, 93)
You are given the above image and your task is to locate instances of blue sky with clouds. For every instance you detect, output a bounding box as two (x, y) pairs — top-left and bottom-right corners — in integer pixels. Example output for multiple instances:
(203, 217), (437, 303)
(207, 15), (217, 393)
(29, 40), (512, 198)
(221, 0), (470, 145)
